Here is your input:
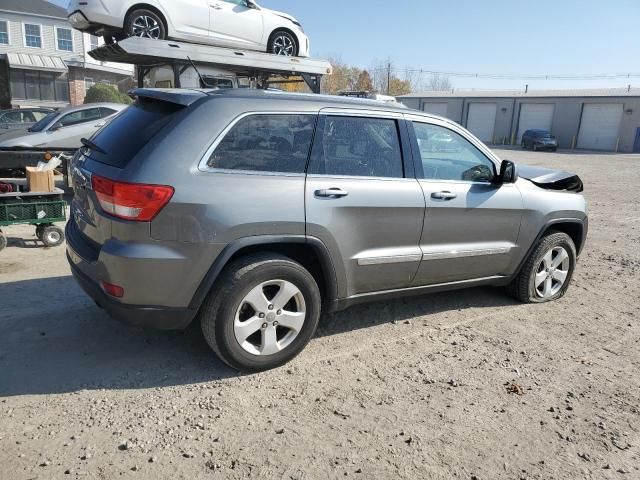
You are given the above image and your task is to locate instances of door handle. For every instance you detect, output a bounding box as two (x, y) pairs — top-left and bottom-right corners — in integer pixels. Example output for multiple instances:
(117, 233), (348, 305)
(315, 188), (349, 198)
(431, 191), (457, 200)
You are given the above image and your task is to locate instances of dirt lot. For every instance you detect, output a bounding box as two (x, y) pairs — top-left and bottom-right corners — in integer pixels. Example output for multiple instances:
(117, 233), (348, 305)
(0, 149), (638, 480)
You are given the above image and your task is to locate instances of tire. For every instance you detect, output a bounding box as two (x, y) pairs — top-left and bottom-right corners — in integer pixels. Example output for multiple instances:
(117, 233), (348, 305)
(521, 141), (527, 149)
(41, 226), (65, 248)
(0, 231), (6, 252)
(268, 30), (298, 57)
(125, 9), (167, 40)
(200, 253), (321, 372)
(35, 225), (45, 241)
(507, 231), (577, 303)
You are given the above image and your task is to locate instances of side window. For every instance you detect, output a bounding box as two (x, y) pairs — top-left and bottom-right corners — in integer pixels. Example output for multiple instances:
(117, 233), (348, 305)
(308, 116), (403, 178)
(57, 108), (103, 128)
(3, 111), (24, 123)
(413, 122), (496, 182)
(100, 108), (118, 118)
(32, 111), (50, 121)
(207, 114), (316, 173)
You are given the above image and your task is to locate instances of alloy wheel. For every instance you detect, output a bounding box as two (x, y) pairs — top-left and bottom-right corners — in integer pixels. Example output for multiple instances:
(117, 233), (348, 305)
(234, 280), (306, 356)
(131, 15), (162, 39)
(534, 246), (570, 298)
(272, 35), (295, 56)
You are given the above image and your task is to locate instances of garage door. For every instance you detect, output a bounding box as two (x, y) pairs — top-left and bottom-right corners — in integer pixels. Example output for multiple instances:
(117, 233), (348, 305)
(577, 104), (624, 151)
(466, 103), (497, 143)
(422, 102), (449, 118)
(517, 104), (555, 143)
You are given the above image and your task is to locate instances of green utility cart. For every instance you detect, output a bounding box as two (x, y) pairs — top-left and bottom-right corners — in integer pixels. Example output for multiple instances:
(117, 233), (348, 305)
(0, 188), (66, 251)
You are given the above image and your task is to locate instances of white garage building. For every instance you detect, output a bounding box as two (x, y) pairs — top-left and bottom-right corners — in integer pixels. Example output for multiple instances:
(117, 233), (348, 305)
(398, 88), (640, 153)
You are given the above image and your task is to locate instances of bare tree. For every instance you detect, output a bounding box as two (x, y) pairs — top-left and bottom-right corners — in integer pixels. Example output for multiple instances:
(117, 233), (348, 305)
(426, 73), (452, 92)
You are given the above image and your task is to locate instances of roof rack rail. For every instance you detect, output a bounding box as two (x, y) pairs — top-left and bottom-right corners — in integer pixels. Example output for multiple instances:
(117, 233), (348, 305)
(89, 37), (332, 94)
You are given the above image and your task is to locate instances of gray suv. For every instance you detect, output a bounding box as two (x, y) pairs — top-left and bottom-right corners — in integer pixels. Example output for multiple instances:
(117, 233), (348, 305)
(66, 89), (588, 372)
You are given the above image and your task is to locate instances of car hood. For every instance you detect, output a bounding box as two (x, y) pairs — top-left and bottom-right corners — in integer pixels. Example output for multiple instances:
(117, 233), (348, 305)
(0, 129), (38, 148)
(518, 164), (584, 193)
(263, 8), (298, 24)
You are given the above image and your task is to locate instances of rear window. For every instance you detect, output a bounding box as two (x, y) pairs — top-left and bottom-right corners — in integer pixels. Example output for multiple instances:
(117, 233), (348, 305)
(87, 99), (183, 168)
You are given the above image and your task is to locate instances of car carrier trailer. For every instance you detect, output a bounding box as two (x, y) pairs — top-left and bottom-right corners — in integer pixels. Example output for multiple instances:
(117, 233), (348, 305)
(89, 37), (333, 93)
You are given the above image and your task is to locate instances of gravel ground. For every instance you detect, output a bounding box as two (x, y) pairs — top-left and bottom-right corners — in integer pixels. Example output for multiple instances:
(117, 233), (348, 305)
(0, 149), (639, 480)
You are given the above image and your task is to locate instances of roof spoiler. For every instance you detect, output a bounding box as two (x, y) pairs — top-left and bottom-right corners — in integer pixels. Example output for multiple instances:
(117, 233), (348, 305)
(129, 88), (208, 107)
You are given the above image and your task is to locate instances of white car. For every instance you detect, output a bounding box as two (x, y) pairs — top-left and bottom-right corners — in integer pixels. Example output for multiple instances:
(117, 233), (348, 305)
(68, 0), (310, 57)
(0, 104), (126, 150)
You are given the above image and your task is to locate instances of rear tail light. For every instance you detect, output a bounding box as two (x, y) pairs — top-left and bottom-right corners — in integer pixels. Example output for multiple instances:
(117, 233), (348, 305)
(91, 175), (174, 222)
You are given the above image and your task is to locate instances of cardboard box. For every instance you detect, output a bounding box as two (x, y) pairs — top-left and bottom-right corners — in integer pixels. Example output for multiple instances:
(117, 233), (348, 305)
(26, 167), (55, 193)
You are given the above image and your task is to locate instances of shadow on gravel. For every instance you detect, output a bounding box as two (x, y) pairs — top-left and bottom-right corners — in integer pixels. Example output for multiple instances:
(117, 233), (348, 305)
(0, 275), (517, 397)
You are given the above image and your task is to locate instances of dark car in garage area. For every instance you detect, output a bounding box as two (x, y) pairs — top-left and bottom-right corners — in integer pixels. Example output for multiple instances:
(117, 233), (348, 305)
(521, 129), (558, 151)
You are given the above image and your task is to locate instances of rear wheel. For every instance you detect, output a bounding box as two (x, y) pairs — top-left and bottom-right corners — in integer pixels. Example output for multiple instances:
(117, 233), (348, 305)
(41, 226), (65, 248)
(268, 30), (298, 56)
(507, 231), (576, 303)
(200, 254), (321, 372)
(125, 9), (167, 40)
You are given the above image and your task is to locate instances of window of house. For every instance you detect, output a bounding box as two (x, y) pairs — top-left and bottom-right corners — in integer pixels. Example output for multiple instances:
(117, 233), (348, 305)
(412, 122), (496, 183)
(57, 27), (73, 51)
(24, 23), (42, 48)
(207, 114), (317, 173)
(9, 70), (70, 102)
(90, 34), (99, 50)
(0, 21), (9, 45)
(308, 116), (404, 178)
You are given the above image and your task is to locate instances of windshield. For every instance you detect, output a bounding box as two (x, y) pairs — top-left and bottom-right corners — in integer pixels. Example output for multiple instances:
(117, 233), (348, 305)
(29, 111), (58, 132)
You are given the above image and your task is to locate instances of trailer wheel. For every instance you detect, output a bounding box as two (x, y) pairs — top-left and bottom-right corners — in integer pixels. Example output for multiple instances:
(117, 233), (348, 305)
(0, 231), (6, 252)
(35, 225), (45, 241)
(41, 226), (65, 248)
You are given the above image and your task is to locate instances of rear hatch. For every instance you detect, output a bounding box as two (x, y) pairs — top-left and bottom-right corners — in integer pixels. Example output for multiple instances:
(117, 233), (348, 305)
(70, 90), (205, 251)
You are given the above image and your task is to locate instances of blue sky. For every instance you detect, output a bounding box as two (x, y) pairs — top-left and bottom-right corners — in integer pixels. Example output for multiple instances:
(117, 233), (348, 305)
(50, 0), (640, 90)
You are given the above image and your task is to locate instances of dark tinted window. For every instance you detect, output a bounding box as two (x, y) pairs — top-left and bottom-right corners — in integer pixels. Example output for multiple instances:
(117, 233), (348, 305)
(88, 99), (183, 168)
(308, 116), (403, 178)
(207, 114), (316, 173)
(58, 108), (103, 127)
(413, 122), (495, 182)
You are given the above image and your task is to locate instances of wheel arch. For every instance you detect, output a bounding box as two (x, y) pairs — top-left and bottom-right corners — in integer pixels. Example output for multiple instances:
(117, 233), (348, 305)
(189, 236), (339, 312)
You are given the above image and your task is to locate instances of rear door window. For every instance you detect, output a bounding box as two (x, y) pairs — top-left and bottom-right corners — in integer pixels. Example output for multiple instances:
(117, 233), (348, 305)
(308, 115), (404, 178)
(206, 114), (317, 174)
(58, 108), (103, 127)
(87, 99), (183, 168)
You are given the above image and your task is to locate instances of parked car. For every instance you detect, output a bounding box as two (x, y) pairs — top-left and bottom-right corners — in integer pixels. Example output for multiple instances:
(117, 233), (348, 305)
(522, 129), (558, 151)
(67, 0), (310, 57)
(0, 108), (54, 131)
(0, 104), (126, 150)
(67, 89), (588, 372)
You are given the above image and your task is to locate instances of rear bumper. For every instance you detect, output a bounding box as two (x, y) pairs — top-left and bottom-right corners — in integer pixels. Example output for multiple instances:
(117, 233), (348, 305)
(66, 221), (197, 330)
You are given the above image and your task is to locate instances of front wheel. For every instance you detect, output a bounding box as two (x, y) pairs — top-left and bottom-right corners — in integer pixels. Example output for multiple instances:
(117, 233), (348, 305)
(200, 254), (321, 372)
(507, 231), (576, 303)
(268, 31), (298, 56)
(125, 9), (167, 40)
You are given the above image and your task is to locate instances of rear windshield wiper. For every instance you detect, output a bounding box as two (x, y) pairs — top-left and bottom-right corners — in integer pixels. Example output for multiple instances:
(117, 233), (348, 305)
(81, 137), (107, 155)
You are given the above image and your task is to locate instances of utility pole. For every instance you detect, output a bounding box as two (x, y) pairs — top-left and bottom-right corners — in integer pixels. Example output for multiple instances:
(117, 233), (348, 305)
(387, 62), (391, 95)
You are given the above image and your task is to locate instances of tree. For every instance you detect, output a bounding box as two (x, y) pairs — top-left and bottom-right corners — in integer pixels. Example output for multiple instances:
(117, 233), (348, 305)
(84, 83), (132, 105)
(321, 57), (361, 95)
(355, 70), (374, 92)
(426, 73), (452, 92)
(388, 78), (412, 96)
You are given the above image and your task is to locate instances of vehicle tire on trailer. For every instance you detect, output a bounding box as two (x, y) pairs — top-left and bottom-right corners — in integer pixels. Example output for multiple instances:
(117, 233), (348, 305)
(507, 231), (576, 303)
(41, 226), (65, 248)
(0, 231), (6, 252)
(125, 9), (167, 40)
(200, 253), (321, 372)
(268, 30), (298, 57)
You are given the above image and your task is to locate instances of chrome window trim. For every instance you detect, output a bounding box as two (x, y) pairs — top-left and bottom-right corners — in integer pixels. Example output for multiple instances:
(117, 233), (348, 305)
(319, 107), (405, 119)
(197, 111), (319, 174)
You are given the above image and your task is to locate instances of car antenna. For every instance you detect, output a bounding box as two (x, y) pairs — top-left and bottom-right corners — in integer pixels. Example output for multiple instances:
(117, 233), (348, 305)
(186, 57), (206, 88)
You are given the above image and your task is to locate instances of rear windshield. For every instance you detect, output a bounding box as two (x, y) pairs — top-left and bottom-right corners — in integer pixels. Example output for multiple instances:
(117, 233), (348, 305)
(86, 98), (183, 168)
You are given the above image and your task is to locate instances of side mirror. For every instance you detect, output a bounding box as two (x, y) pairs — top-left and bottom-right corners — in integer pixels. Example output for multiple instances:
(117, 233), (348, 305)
(245, 0), (258, 8)
(48, 124), (61, 132)
(498, 160), (518, 184)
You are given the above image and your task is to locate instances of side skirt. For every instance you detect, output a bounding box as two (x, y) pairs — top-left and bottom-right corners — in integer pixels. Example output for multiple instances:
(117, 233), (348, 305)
(327, 275), (509, 312)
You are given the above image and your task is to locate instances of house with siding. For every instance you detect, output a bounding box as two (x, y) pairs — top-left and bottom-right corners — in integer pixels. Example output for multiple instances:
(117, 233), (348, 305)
(0, 0), (133, 109)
